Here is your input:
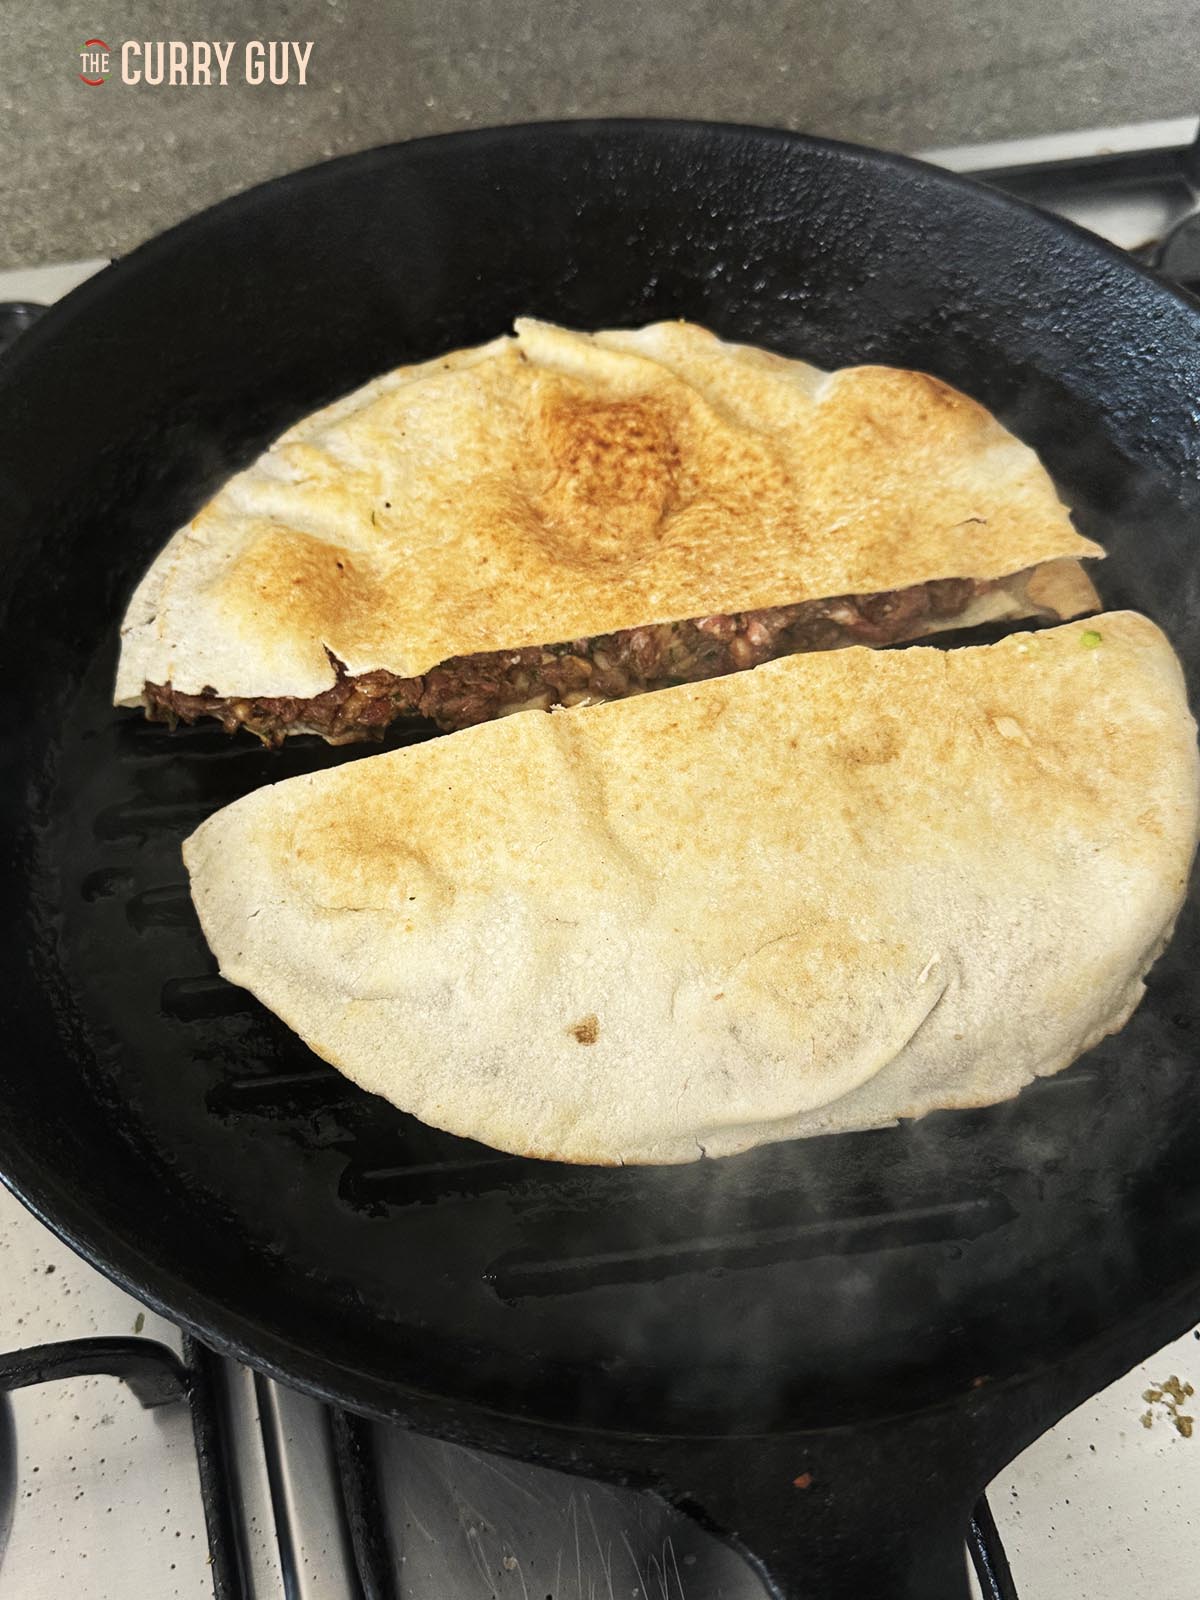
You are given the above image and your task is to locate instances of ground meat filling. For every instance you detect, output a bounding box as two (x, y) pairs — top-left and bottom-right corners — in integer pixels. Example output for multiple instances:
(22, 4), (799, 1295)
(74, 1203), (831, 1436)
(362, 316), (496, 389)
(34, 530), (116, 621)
(142, 576), (983, 745)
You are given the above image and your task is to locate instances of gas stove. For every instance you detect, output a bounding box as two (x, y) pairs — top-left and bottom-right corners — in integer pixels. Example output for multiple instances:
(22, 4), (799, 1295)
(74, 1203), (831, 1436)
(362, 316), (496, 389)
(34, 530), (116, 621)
(2, 118), (1200, 1600)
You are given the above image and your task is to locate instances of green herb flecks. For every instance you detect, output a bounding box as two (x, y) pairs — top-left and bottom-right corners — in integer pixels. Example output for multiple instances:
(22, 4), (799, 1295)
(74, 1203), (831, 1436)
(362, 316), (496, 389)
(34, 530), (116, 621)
(1081, 629), (1103, 649)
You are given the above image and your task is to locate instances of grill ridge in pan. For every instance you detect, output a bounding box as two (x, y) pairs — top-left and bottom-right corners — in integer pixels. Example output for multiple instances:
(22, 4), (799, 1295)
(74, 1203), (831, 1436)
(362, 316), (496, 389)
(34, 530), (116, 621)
(2, 122), (1200, 1597)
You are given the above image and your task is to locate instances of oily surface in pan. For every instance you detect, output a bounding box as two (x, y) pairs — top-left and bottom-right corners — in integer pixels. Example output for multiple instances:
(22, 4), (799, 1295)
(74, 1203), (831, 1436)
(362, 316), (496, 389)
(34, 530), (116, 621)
(183, 613), (1200, 1166)
(116, 317), (1102, 702)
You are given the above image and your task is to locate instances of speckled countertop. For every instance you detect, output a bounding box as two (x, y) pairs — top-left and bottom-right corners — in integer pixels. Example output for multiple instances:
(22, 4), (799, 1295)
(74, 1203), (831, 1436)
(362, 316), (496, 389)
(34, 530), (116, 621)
(3, 0), (1199, 268)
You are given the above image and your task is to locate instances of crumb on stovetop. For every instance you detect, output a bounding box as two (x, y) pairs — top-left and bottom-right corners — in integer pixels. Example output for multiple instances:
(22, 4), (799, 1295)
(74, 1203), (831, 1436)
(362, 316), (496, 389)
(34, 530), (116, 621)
(1140, 1375), (1195, 1438)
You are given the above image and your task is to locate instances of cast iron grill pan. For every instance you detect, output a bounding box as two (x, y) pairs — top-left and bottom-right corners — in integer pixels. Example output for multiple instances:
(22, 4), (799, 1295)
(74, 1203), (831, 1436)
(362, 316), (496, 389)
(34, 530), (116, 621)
(2, 122), (1200, 1597)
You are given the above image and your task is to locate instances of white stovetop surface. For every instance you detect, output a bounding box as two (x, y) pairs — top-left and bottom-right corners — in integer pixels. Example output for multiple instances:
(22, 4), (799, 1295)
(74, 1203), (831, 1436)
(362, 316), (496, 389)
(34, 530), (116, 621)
(2, 233), (1198, 1600)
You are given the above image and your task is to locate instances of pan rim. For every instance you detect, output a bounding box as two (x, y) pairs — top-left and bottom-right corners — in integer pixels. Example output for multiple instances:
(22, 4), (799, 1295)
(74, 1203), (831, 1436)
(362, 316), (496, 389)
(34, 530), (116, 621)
(4, 115), (1199, 395)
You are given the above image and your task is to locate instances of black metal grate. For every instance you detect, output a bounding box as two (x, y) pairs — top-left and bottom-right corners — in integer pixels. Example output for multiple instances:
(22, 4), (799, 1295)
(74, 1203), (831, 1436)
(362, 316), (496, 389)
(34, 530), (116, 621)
(0, 1335), (243, 1598)
(969, 1497), (1021, 1600)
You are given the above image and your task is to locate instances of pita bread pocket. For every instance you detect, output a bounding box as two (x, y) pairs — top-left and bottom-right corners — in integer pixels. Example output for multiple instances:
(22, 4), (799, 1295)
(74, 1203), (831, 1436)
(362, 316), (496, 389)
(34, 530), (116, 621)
(118, 318), (1101, 744)
(182, 612), (1197, 1165)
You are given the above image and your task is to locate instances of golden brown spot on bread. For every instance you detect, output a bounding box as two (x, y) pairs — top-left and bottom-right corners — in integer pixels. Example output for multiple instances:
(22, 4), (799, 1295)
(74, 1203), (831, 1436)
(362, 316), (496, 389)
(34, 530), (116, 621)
(533, 395), (682, 565)
(832, 724), (901, 768)
(816, 369), (992, 470)
(1136, 806), (1167, 840)
(543, 395), (680, 508)
(219, 529), (378, 638)
(855, 367), (984, 423)
(285, 791), (455, 914)
(570, 1014), (600, 1045)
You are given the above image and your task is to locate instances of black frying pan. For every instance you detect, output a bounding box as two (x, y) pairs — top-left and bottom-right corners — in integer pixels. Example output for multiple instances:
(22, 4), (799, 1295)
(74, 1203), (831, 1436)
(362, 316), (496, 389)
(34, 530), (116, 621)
(2, 120), (1200, 1600)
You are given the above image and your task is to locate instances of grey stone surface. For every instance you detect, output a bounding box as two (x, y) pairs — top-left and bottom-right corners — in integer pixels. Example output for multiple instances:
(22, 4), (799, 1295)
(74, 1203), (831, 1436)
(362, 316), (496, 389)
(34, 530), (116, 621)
(4, 0), (1199, 268)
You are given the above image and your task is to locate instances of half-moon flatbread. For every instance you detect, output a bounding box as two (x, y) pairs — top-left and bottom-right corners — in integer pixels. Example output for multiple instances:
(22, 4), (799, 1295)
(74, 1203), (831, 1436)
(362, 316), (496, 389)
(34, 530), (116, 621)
(183, 612), (1198, 1165)
(116, 319), (1101, 739)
